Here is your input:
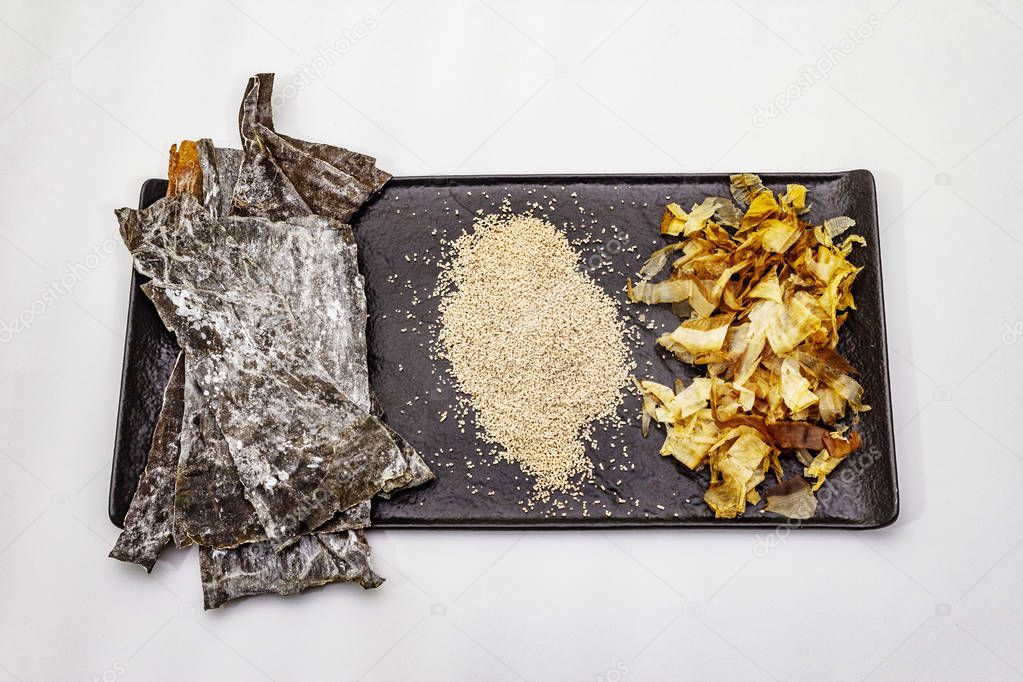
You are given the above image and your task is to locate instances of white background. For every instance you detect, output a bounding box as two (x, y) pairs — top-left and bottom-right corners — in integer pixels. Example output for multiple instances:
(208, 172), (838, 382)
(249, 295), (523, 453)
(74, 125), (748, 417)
(2, 1), (1022, 680)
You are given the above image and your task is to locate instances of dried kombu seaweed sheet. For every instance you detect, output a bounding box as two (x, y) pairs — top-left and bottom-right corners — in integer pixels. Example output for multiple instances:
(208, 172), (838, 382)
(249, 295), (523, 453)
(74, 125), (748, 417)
(196, 141), (242, 219)
(120, 200), (415, 548)
(196, 142), (427, 534)
(168, 348), (265, 549)
(231, 73), (391, 222)
(196, 109), (428, 490)
(369, 390), (435, 497)
(199, 530), (382, 610)
(168, 342), (374, 547)
(120, 191), (374, 406)
(112, 74), (431, 607)
(109, 354), (185, 571)
(314, 500), (372, 533)
(187, 345), (411, 548)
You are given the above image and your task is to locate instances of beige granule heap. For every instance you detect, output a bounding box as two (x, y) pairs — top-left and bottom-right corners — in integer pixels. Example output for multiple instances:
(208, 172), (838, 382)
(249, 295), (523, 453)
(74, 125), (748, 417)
(437, 213), (633, 497)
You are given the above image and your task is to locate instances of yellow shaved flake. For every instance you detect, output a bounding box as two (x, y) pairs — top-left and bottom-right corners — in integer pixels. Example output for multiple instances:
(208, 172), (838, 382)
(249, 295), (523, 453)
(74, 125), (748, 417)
(816, 386), (846, 424)
(662, 313), (734, 354)
(705, 430), (772, 518)
(660, 419), (715, 469)
(804, 449), (843, 490)
(638, 380), (675, 407)
(636, 242), (685, 281)
(729, 173), (767, 205)
(823, 215), (855, 238)
(759, 217), (802, 253)
(740, 191), (779, 230)
(780, 184), (808, 214)
(627, 278), (693, 305)
(667, 377), (712, 420)
(762, 298), (822, 356)
(747, 267), (783, 303)
(780, 357), (819, 413)
(660, 203), (687, 235)
(683, 198), (720, 236)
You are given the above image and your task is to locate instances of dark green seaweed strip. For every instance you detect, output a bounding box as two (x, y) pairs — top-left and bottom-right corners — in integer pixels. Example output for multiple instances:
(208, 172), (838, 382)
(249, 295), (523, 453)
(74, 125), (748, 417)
(109, 354), (185, 571)
(199, 530), (382, 609)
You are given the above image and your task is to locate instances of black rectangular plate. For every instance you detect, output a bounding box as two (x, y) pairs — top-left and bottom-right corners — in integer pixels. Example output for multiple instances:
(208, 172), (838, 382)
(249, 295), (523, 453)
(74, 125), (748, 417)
(110, 172), (898, 529)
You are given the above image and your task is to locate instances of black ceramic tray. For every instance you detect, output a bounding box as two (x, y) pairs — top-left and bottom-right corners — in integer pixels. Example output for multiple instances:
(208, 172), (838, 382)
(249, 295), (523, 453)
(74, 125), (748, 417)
(110, 172), (898, 529)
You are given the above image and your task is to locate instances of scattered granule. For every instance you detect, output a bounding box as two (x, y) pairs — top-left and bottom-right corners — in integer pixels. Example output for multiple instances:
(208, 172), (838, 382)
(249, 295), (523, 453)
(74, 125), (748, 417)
(436, 212), (634, 499)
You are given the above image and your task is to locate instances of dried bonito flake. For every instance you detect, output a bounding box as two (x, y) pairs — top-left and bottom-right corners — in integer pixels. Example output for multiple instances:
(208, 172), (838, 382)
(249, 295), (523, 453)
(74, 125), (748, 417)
(630, 174), (869, 519)
(764, 476), (818, 519)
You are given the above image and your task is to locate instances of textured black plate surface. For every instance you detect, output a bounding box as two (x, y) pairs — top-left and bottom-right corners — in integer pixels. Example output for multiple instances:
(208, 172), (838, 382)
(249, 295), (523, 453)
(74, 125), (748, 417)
(110, 172), (898, 529)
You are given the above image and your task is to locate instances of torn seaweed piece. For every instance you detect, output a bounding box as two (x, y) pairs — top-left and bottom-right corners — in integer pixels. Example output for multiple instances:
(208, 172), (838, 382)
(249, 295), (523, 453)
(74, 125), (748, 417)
(194, 140), (243, 219)
(120, 144), (215, 549)
(375, 408), (435, 498)
(169, 348), (266, 549)
(230, 73), (391, 222)
(199, 530), (382, 609)
(162, 345), (372, 547)
(369, 389), (435, 497)
(109, 354), (185, 571)
(313, 500), (372, 533)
